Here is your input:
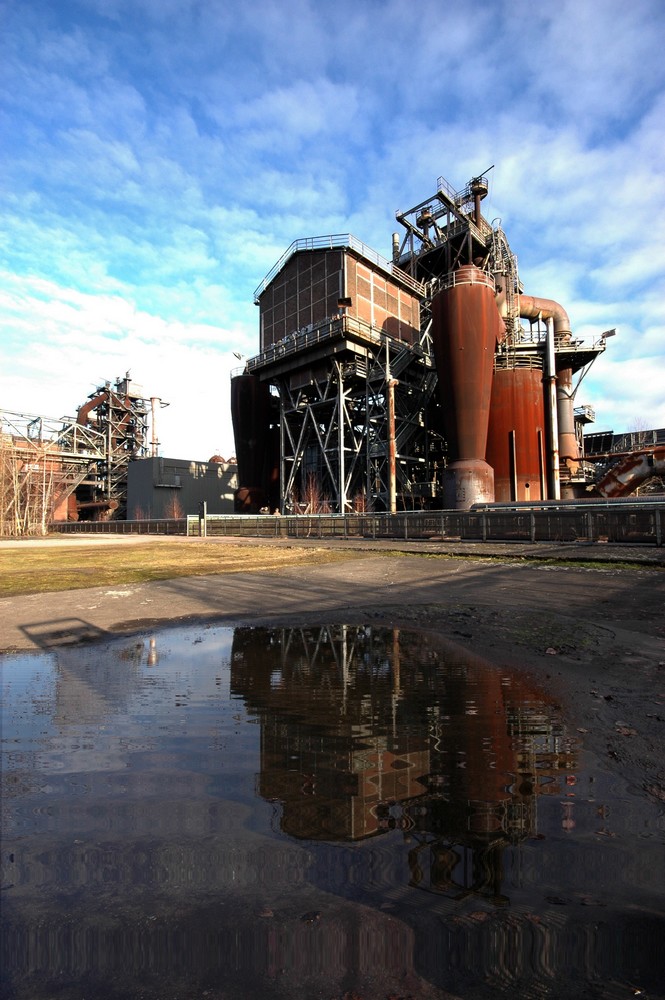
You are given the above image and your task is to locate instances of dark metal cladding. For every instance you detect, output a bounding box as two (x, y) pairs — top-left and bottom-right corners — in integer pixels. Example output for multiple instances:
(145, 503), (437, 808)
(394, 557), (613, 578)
(230, 374), (279, 513)
(486, 367), (547, 502)
(431, 266), (503, 462)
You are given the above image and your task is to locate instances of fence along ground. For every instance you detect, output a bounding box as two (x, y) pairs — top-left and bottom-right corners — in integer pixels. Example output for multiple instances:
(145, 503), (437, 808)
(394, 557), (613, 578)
(48, 506), (663, 546)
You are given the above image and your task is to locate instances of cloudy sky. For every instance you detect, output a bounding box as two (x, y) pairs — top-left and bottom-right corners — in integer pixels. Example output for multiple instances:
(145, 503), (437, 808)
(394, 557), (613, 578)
(2, 0), (664, 461)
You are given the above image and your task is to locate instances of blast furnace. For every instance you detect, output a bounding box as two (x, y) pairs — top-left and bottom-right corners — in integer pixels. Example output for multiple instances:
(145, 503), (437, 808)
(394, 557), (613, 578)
(231, 173), (610, 512)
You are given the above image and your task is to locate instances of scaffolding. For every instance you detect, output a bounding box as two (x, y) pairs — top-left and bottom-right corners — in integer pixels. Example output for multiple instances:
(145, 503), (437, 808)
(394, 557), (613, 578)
(0, 409), (106, 535)
(1, 375), (151, 534)
(75, 374), (149, 519)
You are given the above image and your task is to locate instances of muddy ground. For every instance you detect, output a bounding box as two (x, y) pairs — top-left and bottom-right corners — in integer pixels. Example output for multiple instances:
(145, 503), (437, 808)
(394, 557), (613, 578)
(2, 535), (664, 810)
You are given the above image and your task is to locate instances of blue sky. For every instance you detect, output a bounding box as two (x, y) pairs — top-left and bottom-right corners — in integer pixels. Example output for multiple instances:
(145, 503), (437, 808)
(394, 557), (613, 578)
(2, 0), (664, 461)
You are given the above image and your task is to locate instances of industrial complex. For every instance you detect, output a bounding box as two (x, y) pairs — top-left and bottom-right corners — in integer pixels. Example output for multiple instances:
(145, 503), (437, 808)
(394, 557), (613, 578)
(0, 376), (237, 533)
(1, 171), (663, 534)
(231, 171), (664, 513)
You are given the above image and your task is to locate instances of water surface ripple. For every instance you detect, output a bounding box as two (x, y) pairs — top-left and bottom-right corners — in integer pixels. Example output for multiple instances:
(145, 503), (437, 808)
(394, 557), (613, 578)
(2, 623), (663, 999)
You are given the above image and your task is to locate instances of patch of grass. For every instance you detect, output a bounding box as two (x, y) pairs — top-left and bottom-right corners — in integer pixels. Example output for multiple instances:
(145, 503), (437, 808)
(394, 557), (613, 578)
(411, 550), (663, 571)
(0, 541), (361, 597)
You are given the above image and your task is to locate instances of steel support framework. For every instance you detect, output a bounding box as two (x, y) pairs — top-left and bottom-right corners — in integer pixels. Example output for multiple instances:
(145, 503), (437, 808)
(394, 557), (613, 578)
(76, 376), (150, 518)
(0, 409), (107, 533)
(265, 317), (441, 513)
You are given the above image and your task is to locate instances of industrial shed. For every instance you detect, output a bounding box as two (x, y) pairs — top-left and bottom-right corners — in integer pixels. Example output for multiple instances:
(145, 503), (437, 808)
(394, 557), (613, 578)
(126, 456), (237, 520)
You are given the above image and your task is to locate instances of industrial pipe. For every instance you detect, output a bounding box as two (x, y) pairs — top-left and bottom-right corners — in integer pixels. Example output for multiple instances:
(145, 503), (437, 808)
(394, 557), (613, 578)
(520, 295), (579, 487)
(546, 318), (561, 500)
(386, 338), (397, 514)
(594, 448), (665, 498)
(519, 296), (572, 341)
(387, 379), (398, 514)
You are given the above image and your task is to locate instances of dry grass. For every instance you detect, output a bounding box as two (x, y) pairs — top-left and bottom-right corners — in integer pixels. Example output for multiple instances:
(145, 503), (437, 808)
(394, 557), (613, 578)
(0, 540), (360, 597)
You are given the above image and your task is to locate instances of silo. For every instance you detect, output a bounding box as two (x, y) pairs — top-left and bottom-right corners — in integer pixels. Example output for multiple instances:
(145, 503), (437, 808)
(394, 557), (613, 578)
(230, 373), (277, 512)
(431, 265), (504, 509)
(486, 363), (547, 502)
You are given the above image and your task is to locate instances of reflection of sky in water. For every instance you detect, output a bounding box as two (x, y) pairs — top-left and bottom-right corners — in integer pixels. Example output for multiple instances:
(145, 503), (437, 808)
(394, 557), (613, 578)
(2, 651), (57, 747)
(2, 623), (664, 1000)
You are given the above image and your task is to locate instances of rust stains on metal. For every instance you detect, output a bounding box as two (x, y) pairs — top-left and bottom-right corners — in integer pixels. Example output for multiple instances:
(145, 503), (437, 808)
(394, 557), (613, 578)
(486, 367), (547, 502)
(432, 265), (503, 508)
(594, 448), (665, 498)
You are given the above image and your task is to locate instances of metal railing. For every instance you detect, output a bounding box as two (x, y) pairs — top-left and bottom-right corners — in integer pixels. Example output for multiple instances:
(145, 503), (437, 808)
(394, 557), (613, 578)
(52, 518), (187, 535)
(253, 234), (426, 302)
(179, 506), (662, 547)
(244, 312), (420, 374)
(49, 504), (664, 546)
(430, 267), (496, 297)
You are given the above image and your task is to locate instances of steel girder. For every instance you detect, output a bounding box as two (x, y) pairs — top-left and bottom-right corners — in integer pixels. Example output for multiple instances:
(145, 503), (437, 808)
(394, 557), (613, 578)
(276, 328), (441, 513)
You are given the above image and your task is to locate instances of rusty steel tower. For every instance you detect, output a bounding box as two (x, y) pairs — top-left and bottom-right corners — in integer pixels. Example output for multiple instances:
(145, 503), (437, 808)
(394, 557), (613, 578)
(74, 374), (150, 519)
(232, 173), (610, 511)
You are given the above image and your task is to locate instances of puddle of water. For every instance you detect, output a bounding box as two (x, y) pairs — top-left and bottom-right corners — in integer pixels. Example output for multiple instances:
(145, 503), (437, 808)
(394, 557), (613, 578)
(1, 624), (664, 1000)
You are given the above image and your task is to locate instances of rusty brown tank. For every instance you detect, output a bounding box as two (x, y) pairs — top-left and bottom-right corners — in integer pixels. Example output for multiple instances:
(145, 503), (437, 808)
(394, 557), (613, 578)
(486, 366), (547, 502)
(431, 265), (504, 508)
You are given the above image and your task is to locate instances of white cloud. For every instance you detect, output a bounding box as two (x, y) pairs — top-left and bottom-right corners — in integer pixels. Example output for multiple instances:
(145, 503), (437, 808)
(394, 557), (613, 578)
(0, 271), (246, 458)
(1, 0), (664, 465)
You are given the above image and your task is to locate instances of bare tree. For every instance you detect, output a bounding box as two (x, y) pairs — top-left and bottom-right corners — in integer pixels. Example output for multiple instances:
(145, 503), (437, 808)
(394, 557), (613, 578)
(304, 472), (321, 514)
(352, 491), (367, 513)
(163, 491), (185, 519)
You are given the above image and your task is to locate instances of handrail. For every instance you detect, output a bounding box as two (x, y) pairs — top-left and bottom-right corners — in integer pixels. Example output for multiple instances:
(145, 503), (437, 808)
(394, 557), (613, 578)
(430, 267), (496, 297)
(243, 313), (423, 374)
(253, 234), (426, 302)
(48, 504), (665, 547)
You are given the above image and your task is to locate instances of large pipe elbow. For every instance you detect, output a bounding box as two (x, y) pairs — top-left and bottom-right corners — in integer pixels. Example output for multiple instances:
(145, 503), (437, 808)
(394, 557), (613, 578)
(519, 295), (571, 341)
(77, 391), (107, 426)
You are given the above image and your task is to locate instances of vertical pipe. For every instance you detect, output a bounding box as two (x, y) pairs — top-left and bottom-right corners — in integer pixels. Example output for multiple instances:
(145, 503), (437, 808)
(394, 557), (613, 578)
(338, 364), (346, 513)
(388, 380), (397, 513)
(474, 191), (482, 225)
(150, 397), (159, 458)
(106, 417), (112, 501)
(280, 394), (286, 513)
(537, 428), (547, 500)
(386, 338), (397, 514)
(509, 430), (517, 502)
(556, 365), (579, 478)
(546, 318), (561, 500)
(365, 366), (372, 512)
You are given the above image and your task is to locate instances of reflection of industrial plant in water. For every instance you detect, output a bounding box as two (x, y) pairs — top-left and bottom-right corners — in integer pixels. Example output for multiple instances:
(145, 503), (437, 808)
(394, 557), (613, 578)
(232, 170), (664, 513)
(230, 625), (577, 904)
